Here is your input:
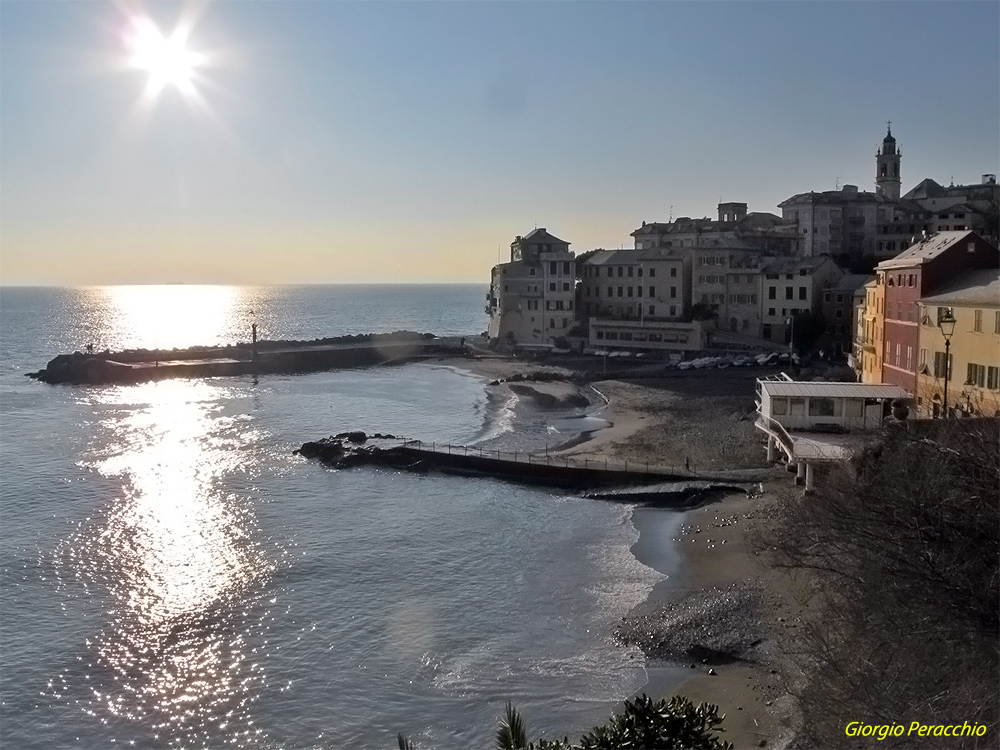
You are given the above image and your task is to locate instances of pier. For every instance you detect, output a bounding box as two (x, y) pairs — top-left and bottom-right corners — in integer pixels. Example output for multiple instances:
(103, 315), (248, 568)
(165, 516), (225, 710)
(296, 433), (767, 499)
(27, 333), (461, 385)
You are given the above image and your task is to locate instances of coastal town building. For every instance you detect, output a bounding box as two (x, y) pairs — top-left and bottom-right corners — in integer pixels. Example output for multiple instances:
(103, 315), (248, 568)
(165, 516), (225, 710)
(780, 126), (1000, 268)
(819, 273), (872, 357)
(755, 377), (911, 490)
(486, 229), (577, 348)
(578, 248), (706, 355)
(853, 277), (885, 383)
(759, 256), (843, 345)
(876, 231), (998, 396)
(914, 268), (1000, 418)
(631, 202), (798, 256)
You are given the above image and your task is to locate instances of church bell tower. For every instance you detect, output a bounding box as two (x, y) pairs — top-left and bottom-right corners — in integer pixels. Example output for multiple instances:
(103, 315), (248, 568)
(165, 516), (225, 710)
(876, 122), (901, 201)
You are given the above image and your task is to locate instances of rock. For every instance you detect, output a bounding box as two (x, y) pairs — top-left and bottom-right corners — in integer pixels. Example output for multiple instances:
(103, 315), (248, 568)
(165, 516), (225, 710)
(708, 668), (717, 675)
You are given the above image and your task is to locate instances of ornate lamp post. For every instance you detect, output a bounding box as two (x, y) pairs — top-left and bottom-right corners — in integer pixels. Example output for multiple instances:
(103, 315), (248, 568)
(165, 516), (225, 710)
(938, 309), (956, 418)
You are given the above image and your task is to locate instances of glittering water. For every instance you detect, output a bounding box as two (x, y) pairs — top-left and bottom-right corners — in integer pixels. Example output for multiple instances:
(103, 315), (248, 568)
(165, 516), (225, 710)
(1, 285), (671, 749)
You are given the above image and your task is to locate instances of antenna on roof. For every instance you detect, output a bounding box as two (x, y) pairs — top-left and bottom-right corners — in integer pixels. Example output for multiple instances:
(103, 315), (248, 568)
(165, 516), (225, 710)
(835, 177), (840, 190)
(669, 205), (674, 222)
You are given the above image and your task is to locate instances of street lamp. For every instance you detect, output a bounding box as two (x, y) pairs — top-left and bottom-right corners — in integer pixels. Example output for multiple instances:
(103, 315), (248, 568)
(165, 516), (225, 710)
(938, 309), (956, 418)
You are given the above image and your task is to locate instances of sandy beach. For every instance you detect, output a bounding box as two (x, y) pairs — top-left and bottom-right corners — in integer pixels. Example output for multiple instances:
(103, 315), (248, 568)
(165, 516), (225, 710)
(433, 350), (806, 748)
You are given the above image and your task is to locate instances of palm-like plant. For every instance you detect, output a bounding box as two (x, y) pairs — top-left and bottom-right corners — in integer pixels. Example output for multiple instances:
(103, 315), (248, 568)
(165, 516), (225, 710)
(496, 701), (528, 750)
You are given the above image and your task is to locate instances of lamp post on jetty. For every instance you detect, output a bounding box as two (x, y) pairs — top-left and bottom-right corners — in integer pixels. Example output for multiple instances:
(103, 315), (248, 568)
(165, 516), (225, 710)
(938, 309), (956, 419)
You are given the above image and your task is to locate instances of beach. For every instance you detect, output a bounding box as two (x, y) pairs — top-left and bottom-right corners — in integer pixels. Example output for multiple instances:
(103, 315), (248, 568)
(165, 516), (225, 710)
(437, 350), (805, 748)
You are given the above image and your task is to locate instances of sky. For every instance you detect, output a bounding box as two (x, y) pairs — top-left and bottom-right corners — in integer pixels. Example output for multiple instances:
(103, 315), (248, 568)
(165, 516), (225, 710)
(1, 1), (997, 286)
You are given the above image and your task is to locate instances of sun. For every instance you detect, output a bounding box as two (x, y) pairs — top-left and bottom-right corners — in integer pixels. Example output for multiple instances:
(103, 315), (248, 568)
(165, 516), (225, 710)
(126, 17), (202, 95)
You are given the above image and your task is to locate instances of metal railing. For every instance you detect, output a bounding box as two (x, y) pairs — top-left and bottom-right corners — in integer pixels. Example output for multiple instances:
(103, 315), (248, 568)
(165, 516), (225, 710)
(389, 437), (698, 477)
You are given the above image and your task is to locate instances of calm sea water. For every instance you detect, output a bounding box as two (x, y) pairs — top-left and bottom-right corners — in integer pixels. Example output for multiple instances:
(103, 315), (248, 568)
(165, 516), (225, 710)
(0, 285), (672, 749)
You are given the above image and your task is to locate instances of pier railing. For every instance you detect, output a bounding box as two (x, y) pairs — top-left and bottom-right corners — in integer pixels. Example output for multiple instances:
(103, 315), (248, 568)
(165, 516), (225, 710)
(387, 437), (702, 478)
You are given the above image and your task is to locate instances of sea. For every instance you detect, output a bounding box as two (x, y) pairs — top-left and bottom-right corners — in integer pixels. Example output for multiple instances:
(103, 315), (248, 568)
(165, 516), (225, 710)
(0, 285), (685, 749)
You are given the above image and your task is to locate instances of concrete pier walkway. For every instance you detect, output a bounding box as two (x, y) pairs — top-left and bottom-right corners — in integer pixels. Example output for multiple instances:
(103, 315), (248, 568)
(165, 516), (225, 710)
(297, 433), (766, 497)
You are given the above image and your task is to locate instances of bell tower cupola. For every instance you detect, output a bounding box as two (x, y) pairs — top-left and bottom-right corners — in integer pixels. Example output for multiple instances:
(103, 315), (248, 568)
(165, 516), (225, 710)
(875, 121), (901, 201)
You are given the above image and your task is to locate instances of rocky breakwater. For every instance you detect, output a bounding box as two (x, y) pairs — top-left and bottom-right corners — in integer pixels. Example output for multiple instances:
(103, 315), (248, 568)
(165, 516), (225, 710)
(28, 331), (449, 385)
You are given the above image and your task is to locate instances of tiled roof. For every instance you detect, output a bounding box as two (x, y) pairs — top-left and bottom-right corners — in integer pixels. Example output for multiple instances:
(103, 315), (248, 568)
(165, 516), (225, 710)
(921, 269), (1000, 307)
(875, 230), (975, 269)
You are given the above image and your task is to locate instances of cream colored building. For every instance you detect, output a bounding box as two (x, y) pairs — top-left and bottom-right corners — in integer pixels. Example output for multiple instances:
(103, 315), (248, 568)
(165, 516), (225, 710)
(914, 269), (1000, 418)
(487, 229), (576, 348)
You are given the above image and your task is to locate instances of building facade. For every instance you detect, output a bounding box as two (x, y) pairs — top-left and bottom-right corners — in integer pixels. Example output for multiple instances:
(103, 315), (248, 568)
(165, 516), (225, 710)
(759, 256), (843, 344)
(486, 229), (576, 347)
(876, 231), (999, 395)
(915, 269), (1000, 418)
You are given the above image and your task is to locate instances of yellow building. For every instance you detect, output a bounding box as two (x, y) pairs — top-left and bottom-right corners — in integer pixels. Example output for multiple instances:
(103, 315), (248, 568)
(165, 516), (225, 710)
(915, 269), (1000, 417)
(854, 277), (885, 383)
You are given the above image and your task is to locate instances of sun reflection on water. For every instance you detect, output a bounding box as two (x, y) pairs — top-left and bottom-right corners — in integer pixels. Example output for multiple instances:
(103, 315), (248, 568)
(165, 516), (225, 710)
(53, 380), (276, 745)
(88, 285), (250, 352)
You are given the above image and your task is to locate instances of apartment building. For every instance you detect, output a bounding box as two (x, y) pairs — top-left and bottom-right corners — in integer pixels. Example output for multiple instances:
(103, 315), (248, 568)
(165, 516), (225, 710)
(915, 269), (1000, 418)
(876, 231), (998, 395)
(486, 228), (576, 347)
(759, 257), (843, 344)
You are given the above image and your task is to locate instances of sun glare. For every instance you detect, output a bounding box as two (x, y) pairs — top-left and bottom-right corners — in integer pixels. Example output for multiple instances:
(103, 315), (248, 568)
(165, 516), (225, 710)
(127, 17), (202, 95)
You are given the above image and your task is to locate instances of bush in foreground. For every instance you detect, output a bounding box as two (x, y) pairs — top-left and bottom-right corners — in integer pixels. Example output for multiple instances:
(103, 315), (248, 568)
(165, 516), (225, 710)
(398, 694), (733, 750)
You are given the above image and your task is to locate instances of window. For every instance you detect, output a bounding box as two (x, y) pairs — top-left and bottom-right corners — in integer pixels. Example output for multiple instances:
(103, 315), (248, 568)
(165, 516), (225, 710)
(607, 287), (613, 298)
(563, 282), (570, 292)
(649, 286), (656, 297)
(649, 305), (655, 316)
(563, 262), (570, 275)
(824, 292), (831, 302)
(617, 287), (623, 297)
(799, 287), (807, 300)
(607, 267), (613, 278)
(637, 286), (643, 298)
(650, 267), (657, 277)
(529, 268), (536, 276)
(895, 343), (901, 366)
(627, 287), (634, 298)
(974, 309), (983, 332)
(906, 346), (913, 371)
(595, 330), (604, 340)
(668, 268), (674, 277)
(638, 268), (643, 277)
(808, 398), (838, 417)
(768, 308), (776, 316)
(789, 398), (806, 416)
(768, 287), (776, 300)
(550, 262), (557, 275)
(785, 288), (794, 300)
(933, 351), (952, 380)
(669, 305), (677, 316)
(835, 309), (843, 319)
(627, 267), (634, 277)
(669, 286), (676, 299)
(549, 282), (556, 292)
(967, 363), (986, 387)
(772, 397), (788, 416)
(988, 366), (1000, 390)
(617, 267), (624, 278)
(562, 318), (567, 328)
(995, 311), (1000, 335)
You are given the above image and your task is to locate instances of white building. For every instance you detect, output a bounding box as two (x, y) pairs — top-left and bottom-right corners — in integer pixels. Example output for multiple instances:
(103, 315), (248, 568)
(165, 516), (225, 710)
(486, 229), (576, 348)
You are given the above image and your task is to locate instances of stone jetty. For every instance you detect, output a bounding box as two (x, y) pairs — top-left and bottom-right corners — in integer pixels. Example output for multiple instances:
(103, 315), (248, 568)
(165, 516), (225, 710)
(28, 332), (457, 385)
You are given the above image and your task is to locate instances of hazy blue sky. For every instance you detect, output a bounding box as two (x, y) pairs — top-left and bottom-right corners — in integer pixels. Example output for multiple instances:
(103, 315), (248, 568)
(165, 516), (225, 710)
(1, 1), (997, 284)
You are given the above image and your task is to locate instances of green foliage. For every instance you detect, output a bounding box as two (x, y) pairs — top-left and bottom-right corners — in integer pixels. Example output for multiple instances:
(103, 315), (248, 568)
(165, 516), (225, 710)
(496, 701), (528, 750)
(395, 693), (731, 749)
(578, 695), (732, 750)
